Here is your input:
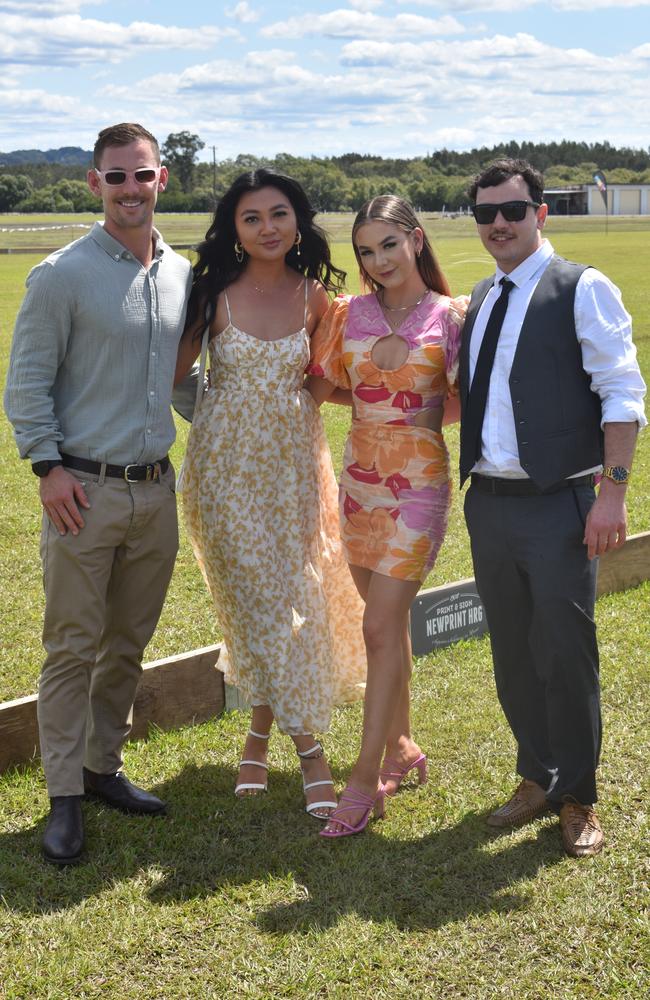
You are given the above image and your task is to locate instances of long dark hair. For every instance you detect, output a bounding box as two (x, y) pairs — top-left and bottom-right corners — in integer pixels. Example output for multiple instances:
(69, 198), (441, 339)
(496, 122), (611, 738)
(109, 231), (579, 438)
(187, 169), (346, 332)
(352, 195), (450, 297)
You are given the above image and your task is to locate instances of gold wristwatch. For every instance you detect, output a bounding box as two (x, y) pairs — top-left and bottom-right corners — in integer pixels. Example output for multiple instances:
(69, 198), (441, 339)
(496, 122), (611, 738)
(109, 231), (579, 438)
(602, 466), (631, 485)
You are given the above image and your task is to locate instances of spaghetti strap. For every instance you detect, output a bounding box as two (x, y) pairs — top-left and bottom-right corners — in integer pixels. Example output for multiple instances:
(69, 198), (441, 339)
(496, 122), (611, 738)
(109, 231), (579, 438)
(223, 289), (232, 325)
(303, 278), (309, 327)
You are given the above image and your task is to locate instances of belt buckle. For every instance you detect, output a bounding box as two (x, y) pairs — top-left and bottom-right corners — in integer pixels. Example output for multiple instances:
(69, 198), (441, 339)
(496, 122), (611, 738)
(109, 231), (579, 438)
(124, 464), (140, 483)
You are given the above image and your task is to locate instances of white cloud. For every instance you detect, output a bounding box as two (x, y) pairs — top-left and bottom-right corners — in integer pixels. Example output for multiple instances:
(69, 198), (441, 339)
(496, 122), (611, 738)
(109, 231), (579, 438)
(261, 10), (465, 40)
(0, 14), (240, 67)
(0, 0), (105, 11)
(552, 0), (650, 7)
(0, 84), (101, 150)
(0, 87), (80, 113)
(340, 32), (605, 72)
(87, 27), (650, 157)
(225, 1), (260, 22)
(348, 0), (384, 10)
(0, 4), (648, 160)
(98, 48), (453, 140)
(397, 0), (650, 8)
(395, 0), (538, 9)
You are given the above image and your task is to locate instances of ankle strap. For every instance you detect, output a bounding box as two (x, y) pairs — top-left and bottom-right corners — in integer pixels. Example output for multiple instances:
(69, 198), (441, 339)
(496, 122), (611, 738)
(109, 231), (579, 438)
(248, 729), (271, 740)
(297, 740), (323, 759)
(303, 779), (334, 791)
(338, 785), (377, 807)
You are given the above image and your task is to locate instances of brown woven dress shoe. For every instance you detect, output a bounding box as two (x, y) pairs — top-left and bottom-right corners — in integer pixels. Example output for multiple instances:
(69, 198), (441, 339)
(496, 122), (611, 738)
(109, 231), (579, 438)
(559, 801), (604, 857)
(487, 778), (549, 828)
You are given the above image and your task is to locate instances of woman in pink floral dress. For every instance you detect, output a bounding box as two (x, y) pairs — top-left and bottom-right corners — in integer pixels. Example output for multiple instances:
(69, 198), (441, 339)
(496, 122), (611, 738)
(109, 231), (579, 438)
(306, 195), (467, 836)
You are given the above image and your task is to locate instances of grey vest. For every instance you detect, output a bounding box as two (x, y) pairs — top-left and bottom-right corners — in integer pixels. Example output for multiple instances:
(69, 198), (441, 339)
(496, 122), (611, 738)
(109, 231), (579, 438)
(459, 255), (604, 490)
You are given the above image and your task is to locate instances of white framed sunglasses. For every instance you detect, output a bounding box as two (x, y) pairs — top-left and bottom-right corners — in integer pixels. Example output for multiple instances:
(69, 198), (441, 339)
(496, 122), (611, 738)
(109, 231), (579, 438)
(94, 167), (161, 186)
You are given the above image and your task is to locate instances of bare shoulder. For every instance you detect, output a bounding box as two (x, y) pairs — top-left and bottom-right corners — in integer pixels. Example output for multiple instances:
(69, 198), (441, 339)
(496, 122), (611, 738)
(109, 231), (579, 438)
(211, 290), (231, 337)
(306, 279), (332, 330)
(308, 278), (330, 310)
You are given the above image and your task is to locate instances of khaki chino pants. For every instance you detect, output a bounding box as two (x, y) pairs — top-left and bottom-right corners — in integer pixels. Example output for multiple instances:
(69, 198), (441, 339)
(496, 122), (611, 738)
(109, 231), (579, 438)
(38, 465), (178, 797)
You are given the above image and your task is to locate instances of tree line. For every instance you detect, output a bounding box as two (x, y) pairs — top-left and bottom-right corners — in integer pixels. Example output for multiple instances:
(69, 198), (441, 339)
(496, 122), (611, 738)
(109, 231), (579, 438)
(1, 133), (649, 214)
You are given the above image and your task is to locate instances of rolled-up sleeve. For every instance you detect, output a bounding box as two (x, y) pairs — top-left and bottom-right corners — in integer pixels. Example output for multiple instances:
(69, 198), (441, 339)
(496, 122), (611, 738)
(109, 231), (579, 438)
(3, 262), (71, 461)
(576, 269), (647, 429)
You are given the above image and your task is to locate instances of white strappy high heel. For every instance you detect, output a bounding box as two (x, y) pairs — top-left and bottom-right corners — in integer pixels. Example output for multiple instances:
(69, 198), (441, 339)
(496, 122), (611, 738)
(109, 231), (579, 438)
(297, 741), (337, 820)
(235, 729), (270, 797)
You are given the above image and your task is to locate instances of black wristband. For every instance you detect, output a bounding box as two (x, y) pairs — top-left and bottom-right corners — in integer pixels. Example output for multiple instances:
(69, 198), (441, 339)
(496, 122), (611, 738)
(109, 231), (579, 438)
(32, 460), (63, 478)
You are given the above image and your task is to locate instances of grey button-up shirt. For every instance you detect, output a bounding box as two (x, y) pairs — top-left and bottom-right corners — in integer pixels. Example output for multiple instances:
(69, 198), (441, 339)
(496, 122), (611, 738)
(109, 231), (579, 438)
(4, 222), (192, 465)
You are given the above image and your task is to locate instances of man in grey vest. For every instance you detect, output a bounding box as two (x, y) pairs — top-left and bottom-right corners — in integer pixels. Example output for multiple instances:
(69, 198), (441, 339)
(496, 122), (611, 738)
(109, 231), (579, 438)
(4, 123), (192, 865)
(458, 158), (646, 857)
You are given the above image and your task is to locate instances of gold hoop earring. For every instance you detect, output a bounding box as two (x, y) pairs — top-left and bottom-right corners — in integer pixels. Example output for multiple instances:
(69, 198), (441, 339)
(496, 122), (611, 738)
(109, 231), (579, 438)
(294, 231), (302, 257)
(234, 241), (244, 264)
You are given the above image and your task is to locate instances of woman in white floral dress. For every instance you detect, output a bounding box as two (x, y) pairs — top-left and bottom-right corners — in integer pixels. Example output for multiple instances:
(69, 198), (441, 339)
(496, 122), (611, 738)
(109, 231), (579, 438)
(175, 170), (367, 818)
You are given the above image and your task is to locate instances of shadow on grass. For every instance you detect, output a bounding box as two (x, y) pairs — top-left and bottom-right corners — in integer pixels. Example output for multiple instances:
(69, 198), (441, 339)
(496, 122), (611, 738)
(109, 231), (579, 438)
(0, 761), (564, 931)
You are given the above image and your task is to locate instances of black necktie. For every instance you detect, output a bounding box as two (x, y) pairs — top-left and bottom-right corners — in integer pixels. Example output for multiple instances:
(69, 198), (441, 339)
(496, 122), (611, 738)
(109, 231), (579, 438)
(460, 277), (515, 483)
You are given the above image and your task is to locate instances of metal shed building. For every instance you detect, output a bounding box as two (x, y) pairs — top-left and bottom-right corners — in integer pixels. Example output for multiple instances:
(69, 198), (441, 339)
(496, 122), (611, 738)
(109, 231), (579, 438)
(544, 183), (650, 215)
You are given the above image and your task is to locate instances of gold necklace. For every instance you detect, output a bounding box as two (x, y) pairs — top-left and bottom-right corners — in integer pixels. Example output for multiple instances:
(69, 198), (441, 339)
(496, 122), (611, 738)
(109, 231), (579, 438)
(380, 289), (429, 312)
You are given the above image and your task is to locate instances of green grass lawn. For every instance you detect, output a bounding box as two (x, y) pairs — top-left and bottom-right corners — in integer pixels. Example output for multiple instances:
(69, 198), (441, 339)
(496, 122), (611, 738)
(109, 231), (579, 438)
(0, 581), (648, 999)
(0, 214), (648, 999)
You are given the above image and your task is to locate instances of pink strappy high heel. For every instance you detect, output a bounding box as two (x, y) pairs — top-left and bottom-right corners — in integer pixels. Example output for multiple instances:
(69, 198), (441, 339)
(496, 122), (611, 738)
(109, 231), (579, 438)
(319, 784), (386, 839)
(379, 753), (428, 795)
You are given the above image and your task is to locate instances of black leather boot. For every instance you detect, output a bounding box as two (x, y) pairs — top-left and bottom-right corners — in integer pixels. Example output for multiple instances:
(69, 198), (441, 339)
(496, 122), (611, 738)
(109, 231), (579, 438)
(83, 768), (166, 815)
(42, 795), (84, 865)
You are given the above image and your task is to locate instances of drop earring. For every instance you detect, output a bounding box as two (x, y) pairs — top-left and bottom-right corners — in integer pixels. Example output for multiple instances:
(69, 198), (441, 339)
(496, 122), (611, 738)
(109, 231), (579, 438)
(234, 241), (244, 263)
(294, 231), (302, 257)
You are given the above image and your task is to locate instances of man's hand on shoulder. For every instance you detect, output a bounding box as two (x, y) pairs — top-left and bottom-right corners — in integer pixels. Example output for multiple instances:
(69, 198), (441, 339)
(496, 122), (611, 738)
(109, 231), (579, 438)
(583, 481), (628, 561)
(39, 467), (90, 536)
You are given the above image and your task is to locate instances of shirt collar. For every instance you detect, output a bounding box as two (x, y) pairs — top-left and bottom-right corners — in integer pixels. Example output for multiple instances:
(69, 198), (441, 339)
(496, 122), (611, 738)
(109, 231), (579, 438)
(90, 221), (165, 262)
(494, 238), (554, 289)
(152, 227), (165, 259)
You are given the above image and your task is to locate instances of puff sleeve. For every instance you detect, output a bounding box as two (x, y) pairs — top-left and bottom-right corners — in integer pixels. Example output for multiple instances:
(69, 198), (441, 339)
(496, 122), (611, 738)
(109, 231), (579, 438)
(444, 294), (469, 395)
(306, 295), (352, 390)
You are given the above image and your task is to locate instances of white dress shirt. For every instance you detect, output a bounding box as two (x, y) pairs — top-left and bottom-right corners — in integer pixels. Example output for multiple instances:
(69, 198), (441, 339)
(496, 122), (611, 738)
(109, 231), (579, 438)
(468, 240), (647, 479)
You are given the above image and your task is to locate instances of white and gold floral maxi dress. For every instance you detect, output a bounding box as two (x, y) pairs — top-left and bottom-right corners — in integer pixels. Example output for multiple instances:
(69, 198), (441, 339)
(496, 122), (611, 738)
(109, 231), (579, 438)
(181, 286), (367, 734)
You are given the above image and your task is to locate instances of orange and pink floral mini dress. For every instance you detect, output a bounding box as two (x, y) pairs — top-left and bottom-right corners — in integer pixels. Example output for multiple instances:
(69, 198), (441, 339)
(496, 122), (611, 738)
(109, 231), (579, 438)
(307, 291), (466, 582)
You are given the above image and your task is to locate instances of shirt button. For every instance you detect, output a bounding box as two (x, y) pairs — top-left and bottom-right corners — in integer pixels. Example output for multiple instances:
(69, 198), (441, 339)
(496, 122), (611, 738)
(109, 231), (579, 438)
(114, 254), (120, 260)
(149, 391), (154, 396)
(151, 351), (156, 357)
(146, 429), (152, 434)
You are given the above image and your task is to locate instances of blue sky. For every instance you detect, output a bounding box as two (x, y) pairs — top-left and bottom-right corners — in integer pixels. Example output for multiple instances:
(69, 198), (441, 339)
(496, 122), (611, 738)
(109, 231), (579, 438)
(1, 0), (649, 160)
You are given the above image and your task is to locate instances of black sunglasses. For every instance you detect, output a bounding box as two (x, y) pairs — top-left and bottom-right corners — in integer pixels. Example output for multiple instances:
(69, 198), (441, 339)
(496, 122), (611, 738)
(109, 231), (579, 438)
(471, 200), (541, 224)
(95, 167), (160, 186)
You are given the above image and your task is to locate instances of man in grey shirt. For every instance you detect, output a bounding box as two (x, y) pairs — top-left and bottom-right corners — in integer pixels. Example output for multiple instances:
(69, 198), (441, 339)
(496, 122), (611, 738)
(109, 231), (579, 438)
(4, 122), (192, 865)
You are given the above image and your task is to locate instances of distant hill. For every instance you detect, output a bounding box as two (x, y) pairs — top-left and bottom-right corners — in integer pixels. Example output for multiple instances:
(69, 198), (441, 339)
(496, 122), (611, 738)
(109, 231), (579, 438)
(0, 146), (92, 166)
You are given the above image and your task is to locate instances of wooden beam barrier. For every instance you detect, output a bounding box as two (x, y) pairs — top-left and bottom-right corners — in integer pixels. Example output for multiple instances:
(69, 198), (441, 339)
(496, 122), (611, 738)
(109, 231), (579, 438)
(410, 530), (650, 656)
(0, 644), (223, 775)
(593, 529), (650, 598)
(0, 532), (647, 775)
